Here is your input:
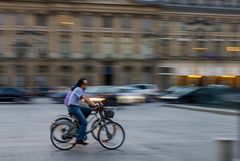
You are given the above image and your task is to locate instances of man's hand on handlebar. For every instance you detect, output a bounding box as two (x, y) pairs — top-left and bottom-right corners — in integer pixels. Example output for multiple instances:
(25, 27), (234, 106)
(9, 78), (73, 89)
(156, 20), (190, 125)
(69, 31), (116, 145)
(90, 102), (103, 109)
(95, 102), (103, 108)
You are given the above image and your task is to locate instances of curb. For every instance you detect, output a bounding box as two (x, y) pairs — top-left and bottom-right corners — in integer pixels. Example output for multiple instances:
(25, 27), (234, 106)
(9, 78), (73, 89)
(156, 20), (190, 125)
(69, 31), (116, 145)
(165, 103), (239, 116)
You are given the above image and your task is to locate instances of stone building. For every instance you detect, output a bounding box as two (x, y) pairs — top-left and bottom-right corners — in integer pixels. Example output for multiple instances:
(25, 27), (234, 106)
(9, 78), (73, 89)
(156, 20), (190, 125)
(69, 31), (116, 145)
(0, 0), (239, 89)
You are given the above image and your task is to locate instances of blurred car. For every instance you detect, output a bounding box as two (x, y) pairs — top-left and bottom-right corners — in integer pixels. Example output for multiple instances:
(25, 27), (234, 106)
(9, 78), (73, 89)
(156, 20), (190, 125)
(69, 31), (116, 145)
(0, 87), (34, 103)
(124, 84), (159, 102)
(30, 87), (53, 97)
(159, 86), (230, 105)
(85, 86), (119, 106)
(48, 90), (68, 104)
(116, 86), (146, 104)
(157, 86), (188, 99)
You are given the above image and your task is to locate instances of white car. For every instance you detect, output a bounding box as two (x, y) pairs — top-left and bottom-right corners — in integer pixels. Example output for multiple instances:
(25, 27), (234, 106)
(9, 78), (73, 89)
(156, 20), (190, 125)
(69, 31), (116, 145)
(123, 84), (159, 102)
(116, 86), (146, 104)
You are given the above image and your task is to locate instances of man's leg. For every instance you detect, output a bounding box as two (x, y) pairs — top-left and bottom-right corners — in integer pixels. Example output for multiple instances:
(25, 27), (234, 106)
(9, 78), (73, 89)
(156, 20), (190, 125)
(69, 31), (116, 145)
(69, 105), (88, 141)
(80, 106), (92, 118)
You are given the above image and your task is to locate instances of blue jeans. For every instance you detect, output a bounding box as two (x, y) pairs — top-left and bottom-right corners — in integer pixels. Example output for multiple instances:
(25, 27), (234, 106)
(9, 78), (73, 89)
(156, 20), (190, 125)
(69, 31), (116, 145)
(68, 105), (92, 141)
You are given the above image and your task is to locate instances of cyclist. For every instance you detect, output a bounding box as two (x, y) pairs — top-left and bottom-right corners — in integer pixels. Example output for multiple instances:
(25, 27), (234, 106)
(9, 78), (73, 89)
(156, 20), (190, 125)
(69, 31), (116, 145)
(66, 77), (98, 145)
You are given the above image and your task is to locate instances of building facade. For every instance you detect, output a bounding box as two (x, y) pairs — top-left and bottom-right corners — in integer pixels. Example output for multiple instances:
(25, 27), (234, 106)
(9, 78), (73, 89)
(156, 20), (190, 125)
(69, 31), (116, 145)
(0, 0), (239, 89)
(154, 0), (240, 89)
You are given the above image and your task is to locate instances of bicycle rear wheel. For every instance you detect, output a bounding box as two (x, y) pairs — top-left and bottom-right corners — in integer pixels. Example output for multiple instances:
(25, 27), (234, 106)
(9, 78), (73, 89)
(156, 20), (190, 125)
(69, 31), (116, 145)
(50, 123), (77, 150)
(98, 122), (125, 150)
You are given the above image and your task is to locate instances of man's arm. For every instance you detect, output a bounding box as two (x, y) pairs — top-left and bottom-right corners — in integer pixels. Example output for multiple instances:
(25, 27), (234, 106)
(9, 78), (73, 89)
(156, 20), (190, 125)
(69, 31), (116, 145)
(82, 95), (96, 107)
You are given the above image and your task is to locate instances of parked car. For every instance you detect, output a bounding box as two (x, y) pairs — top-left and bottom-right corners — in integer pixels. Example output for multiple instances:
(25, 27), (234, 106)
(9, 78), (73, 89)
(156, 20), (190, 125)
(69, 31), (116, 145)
(124, 84), (159, 102)
(0, 87), (35, 103)
(159, 86), (230, 105)
(157, 86), (188, 99)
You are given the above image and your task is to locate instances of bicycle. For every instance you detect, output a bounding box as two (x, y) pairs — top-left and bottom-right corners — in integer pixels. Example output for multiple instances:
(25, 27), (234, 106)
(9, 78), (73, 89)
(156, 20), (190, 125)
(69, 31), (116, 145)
(50, 106), (112, 141)
(50, 103), (125, 150)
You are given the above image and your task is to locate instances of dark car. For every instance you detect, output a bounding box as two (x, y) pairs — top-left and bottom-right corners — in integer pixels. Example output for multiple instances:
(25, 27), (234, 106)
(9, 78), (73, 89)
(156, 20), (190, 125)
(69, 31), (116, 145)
(85, 86), (119, 106)
(159, 86), (230, 105)
(0, 87), (34, 103)
(48, 91), (67, 104)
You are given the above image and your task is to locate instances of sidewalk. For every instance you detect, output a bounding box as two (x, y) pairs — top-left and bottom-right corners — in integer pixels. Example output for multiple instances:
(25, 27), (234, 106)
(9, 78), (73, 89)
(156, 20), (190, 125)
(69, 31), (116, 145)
(165, 103), (239, 116)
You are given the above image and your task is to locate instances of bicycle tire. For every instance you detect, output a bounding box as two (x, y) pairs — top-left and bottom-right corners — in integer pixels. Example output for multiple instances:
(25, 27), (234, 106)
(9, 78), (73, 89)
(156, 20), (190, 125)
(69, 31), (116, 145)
(50, 117), (73, 131)
(90, 118), (112, 141)
(50, 123), (77, 150)
(98, 122), (125, 150)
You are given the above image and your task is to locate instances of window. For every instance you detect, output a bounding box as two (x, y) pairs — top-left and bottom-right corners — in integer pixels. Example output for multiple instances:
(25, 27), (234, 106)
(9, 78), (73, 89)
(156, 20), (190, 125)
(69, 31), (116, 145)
(180, 41), (188, 56)
(15, 65), (26, 74)
(230, 24), (239, 33)
(120, 37), (133, 57)
(82, 41), (94, 58)
(101, 37), (114, 58)
(0, 14), (4, 25)
(102, 16), (113, 28)
(82, 15), (92, 28)
(158, 67), (173, 74)
(60, 35), (71, 58)
(16, 13), (26, 26)
(141, 67), (153, 83)
(160, 39), (170, 56)
(36, 66), (48, 74)
(213, 23), (222, 32)
(0, 65), (3, 74)
(0, 35), (3, 57)
(141, 37), (155, 57)
(122, 16), (131, 29)
(35, 35), (48, 58)
(122, 66), (133, 84)
(60, 65), (72, 74)
(195, 40), (207, 57)
(213, 40), (222, 57)
(142, 18), (152, 32)
(59, 65), (73, 86)
(35, 14), (47, 26)
(160, 21), (171, 34)
(15, 38), (29, 58)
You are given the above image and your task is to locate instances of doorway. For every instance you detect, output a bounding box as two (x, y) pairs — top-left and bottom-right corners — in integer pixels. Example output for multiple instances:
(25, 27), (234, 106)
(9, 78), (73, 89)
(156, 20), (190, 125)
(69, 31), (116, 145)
(103, 66), (113, 85)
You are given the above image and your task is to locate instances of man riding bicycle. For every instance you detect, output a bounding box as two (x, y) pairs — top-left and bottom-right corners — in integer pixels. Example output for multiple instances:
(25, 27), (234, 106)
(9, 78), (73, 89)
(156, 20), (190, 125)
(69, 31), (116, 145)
(66, 77), (98, 145)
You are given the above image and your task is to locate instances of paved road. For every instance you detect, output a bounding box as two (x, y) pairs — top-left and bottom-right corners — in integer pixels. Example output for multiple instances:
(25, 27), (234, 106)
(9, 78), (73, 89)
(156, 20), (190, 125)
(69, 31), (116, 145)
(0, 101), (238, 161)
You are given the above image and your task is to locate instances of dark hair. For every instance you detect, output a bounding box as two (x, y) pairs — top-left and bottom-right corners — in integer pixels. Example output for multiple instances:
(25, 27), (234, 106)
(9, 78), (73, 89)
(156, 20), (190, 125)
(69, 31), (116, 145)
(71, 77), (87, 91)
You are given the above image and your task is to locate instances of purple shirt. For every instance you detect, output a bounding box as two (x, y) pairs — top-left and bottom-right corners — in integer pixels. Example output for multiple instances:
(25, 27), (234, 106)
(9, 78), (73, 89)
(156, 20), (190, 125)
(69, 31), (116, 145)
(67, 87), (85, 106)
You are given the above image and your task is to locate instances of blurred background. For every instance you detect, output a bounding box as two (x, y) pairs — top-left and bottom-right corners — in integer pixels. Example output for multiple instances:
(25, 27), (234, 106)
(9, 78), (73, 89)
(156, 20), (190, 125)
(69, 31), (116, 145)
(0, 0), (239, 106)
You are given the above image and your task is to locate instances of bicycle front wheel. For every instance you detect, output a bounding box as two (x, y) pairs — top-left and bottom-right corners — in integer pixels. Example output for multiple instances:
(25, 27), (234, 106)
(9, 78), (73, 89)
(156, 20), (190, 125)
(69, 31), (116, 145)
(90, 118), (112, 141)
(98, 122), (125, 150)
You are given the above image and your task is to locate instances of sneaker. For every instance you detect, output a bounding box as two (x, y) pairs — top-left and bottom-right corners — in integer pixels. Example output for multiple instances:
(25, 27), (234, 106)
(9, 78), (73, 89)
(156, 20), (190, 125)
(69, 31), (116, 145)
(76, 140), (89, 145)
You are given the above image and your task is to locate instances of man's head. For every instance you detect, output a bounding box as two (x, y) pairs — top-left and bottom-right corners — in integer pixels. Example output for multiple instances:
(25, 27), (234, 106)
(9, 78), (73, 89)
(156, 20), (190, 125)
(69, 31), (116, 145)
(77, 78), (88, 90)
